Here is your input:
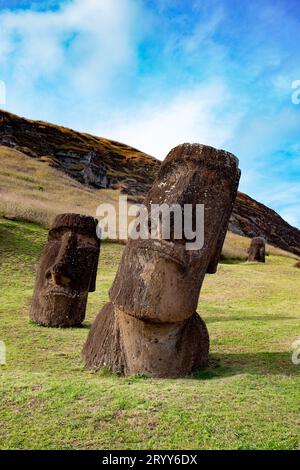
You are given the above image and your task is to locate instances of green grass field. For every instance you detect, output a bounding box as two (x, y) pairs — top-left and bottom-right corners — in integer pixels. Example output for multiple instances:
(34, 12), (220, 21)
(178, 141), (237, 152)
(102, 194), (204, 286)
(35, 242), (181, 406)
(0, 218), (299, 450)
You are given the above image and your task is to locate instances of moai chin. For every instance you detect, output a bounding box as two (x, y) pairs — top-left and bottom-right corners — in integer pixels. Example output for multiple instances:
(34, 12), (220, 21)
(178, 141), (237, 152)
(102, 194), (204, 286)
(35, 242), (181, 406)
(247, 237), (266, 263)
(30, 213), (100, 327)
(83, 144), (241, 377)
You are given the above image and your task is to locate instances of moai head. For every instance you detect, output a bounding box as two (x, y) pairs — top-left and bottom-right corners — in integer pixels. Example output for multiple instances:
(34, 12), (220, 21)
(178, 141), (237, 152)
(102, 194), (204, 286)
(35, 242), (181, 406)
(83, 144), (241, 377)
(30, 214), (100, 327)
(110, 144), (241, 323)
(248, 236), (266, 263)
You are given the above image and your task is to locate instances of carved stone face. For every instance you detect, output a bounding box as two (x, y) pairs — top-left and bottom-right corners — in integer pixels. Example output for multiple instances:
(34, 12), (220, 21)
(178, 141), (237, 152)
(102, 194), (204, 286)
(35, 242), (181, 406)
(30, 214), (100, 327)
(248, 236), (266, 263)
(83, 144), (240, 377)
(110, 144), (240, 323)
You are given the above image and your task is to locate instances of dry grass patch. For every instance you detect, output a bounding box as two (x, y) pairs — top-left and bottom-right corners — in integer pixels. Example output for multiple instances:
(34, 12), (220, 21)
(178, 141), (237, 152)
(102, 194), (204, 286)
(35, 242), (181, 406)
(0, 146), (121, 228)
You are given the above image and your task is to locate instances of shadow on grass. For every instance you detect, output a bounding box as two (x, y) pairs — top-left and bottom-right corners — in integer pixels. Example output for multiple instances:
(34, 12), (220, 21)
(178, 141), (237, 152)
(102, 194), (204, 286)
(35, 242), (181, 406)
(206, 315), (295, 323)
(0, 219), (45, 259)
(219, 258), (246, 265)
(29, 320), (91, 330)
(193, 352), (299, 380)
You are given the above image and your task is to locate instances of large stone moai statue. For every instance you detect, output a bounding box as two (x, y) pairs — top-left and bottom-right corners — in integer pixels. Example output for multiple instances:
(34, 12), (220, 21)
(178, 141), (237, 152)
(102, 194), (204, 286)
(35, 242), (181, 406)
(30, 214), (100, 327)
(247, 237), (266, 263)
(83, 144), (240, 377)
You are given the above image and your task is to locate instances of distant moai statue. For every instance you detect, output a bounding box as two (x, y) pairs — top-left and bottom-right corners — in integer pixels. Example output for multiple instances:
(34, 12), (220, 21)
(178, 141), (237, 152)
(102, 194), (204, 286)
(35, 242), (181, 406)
(83, 144), (241, 378)
(0, 341), (6, 365)
(247, 237), (266, 263)
(30, 214), (100, 327)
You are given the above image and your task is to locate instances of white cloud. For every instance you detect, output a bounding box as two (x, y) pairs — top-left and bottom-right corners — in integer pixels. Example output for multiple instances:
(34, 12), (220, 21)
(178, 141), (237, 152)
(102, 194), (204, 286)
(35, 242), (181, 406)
(0, 0), (299, 228)
(183, 8), (224, 54)
(97, 85), (300, 228)
(98, 81), (244, 159)
(0, 0), (142, 117)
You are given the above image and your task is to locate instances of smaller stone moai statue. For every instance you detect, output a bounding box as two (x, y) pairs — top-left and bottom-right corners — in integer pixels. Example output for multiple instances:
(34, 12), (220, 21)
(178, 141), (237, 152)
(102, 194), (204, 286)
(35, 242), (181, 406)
(30, 214), (100, 327)
(83, 143), (241, 377)
(247, 237), (266, 263)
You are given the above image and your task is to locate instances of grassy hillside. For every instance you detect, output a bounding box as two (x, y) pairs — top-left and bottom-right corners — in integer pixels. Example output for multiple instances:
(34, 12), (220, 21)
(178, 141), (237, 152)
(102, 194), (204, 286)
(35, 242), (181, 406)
(0, 110), (159, 195)
(0, 145), (122, 227)
(1, 146), (297, 262)
(2, 109), (300, 256)
(0, 218), (299, 450)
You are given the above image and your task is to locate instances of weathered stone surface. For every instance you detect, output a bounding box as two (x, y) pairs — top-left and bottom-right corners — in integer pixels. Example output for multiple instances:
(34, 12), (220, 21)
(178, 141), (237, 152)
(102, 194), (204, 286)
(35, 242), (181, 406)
(83, 143), (241, 377)
(84, 303), (210, 377)
(247, 237), (266, 263)
(30, 213), (100, 327)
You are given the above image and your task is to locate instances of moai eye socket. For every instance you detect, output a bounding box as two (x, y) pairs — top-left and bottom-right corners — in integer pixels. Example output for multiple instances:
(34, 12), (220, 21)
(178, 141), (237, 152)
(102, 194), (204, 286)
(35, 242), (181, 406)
(48, 227), (67, 242)
(76, 233), (98, 248)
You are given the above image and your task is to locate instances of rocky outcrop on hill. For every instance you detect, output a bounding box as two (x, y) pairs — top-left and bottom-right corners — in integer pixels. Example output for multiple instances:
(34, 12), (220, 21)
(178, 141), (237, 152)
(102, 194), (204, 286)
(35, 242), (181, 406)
(1, 109), (299, 256)
(230, 193), (300, 256)
(0, 110), (159, 195)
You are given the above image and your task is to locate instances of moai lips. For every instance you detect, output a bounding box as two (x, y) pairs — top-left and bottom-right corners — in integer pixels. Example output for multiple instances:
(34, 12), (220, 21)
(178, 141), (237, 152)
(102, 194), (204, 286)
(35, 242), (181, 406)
(30, 213), (100, 327)
(83, 144), (240, 377)
(247, 237), (266, 263)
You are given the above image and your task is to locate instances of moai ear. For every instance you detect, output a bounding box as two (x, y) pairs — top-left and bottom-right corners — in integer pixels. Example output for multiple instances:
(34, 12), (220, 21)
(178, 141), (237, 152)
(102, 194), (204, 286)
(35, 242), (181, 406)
(206, 213), (228, 274)
(89, 258), (99, 292)
(89, 221), (100, 293)
(206, 170), (241, 274)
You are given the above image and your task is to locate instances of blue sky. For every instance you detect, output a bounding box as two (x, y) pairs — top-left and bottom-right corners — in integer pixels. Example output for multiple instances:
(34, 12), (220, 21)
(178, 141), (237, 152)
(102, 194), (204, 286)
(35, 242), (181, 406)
(0, 0), (299, 227)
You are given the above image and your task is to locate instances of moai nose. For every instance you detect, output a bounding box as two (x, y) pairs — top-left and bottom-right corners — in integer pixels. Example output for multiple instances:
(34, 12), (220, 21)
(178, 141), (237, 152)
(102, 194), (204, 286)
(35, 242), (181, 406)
(51, 271), (71, 287)
(49, 232), (77, 286)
